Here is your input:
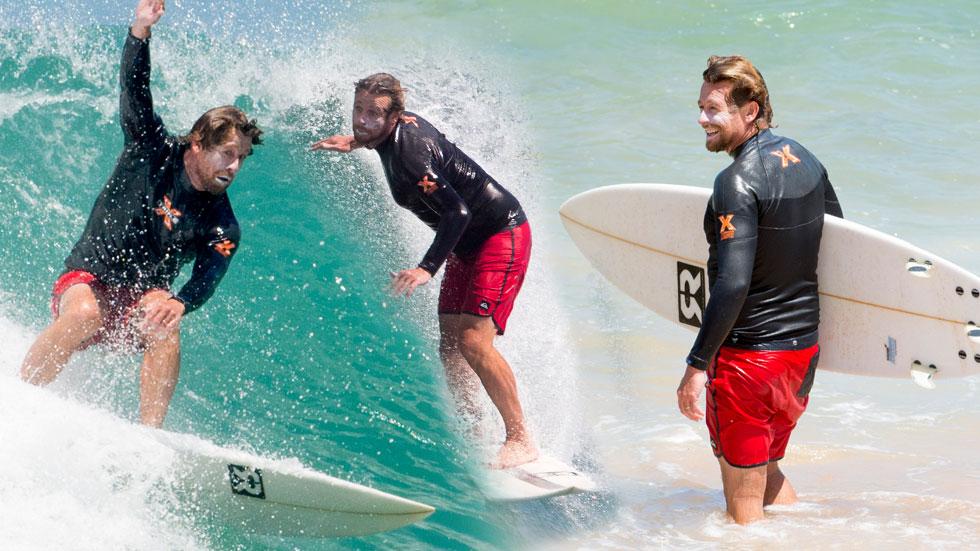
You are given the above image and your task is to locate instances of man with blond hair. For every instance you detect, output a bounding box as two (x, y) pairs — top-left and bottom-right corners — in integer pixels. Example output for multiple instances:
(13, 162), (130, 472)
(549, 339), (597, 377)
(676, 55), (843, 523)
(21, 0), (262, 427)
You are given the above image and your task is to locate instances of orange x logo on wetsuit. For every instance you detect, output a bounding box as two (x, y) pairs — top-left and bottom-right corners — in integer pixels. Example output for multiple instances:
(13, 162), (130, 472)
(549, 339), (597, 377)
(718, 214), (736, 240)
(154, 195), (183, 230)
(213, 239), (235, 257)
(770, 144), (801, 168)
(417, 174), (438, 195)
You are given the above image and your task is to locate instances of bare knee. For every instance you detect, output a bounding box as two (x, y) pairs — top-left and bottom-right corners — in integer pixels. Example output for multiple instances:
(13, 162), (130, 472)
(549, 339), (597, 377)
(58, 298), (103, 336)
(719, 459), (768, 524)
(766, 462), (785, 485)
(727, 480), (766, 524)
(142, 321), (181, 347)
(764, 461), (797, 506)
(458, 326), (490, 361)
(728, 498), (765, 525)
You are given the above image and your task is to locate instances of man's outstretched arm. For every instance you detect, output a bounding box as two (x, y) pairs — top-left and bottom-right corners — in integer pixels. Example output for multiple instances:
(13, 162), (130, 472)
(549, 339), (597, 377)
(121, 0), (167, 148)
(310, 115), (415, 152)
(310, 135), (363, 153)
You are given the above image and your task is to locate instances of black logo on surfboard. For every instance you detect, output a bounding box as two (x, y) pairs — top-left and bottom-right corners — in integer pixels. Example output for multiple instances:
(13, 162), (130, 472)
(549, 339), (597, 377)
(677, 262), (705, 328)
(228, 464), (266, 499)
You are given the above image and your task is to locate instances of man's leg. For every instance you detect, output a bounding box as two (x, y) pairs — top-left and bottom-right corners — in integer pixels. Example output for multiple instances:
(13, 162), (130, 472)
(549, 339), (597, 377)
(456, 313), (536, 468)
(137, 290), (181, 428)
(718, 457), (767, 524)
(764, 460), (798, 506)
(21, 284), (103, 385)
(438, 314), (483, 421)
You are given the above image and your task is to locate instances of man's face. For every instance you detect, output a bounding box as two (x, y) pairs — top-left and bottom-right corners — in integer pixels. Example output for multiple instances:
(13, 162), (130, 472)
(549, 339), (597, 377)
(352, 90), (399, 148)
(188, 129), (252, 194)
(697, 80), (758, 154)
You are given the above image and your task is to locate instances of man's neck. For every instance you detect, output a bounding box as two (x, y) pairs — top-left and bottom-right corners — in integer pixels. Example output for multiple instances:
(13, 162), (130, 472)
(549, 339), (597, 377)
(728, 127), (762, 156)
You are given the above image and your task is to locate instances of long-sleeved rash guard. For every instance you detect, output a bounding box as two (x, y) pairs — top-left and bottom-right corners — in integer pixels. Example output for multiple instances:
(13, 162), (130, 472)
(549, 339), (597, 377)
(373, 113), (526, 275)
(685, 129), (843, 370)
(64, 32), (240, 314)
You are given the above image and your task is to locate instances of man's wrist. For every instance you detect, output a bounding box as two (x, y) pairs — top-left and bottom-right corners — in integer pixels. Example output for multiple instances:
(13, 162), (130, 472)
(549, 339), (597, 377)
(131, 25), (152, 40)
(685, 353), (708, 371)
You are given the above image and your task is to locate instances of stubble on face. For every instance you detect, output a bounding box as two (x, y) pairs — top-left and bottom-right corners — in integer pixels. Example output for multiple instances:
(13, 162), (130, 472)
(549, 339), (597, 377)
(187, 129), (251, 195)
(698, 81), (757, 154)
(352, 92), (396, 148)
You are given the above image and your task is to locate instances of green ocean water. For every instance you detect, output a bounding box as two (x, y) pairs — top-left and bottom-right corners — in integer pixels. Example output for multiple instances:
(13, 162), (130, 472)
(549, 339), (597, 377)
(1, 1), (979, 549)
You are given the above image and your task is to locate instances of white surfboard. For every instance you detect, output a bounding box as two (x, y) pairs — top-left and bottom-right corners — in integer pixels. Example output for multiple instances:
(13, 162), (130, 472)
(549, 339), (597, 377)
(479, 455), (596, 503)
(150, 430), (434, 537)
(560, 183), (980, 386)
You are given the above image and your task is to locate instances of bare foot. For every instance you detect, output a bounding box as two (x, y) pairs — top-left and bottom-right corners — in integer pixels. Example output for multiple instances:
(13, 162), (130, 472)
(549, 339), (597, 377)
(491, 439), (538, 469)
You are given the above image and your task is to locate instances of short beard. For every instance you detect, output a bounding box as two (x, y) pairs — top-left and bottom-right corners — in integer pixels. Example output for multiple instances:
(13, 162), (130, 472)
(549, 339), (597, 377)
(705, 139), (725, 153)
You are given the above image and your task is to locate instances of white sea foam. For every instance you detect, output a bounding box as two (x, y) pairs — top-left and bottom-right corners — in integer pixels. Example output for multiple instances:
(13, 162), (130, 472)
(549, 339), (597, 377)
(0, 315), (211, 549)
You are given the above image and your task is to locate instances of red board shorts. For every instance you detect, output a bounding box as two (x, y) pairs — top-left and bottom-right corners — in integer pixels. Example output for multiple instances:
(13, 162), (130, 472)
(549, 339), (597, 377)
(706, 344), (820, 468)
(437, 222), (531, 335)
(50, 270), (160, 350)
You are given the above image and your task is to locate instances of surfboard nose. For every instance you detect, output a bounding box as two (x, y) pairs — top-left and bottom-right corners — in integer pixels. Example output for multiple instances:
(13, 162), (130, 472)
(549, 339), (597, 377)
(150, 429), (435, 537)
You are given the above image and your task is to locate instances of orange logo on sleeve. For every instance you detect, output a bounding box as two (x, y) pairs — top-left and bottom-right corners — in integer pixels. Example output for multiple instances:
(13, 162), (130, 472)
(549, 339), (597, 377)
(417, 174), (438, 195)
(213, 239), (235, 257)
(718, 214), (736, 240)
(771, 144), (801, 168)
(400, 114), (419, 127)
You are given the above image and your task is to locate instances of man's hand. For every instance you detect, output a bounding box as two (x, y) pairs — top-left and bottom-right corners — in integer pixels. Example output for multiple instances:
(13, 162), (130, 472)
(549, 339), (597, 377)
(132, 0), (165, 39)
(141, 295), (185, 336)
(677, 364), (708, 421)
(310, 135), (360, 153)
(389, 267), (432, 297)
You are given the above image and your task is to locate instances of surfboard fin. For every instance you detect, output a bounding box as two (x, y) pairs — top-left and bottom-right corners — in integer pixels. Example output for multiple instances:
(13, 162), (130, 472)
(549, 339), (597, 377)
(905, 258), (933, 278)
(910, 360), (937, 389)
(965, 322), (980, 344)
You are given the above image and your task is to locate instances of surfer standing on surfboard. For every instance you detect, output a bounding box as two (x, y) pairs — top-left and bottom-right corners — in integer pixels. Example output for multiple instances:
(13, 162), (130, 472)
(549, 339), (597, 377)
(676, 55), (843, 524)
(20, 0), (263, 428)
(311, 74), (537, 469)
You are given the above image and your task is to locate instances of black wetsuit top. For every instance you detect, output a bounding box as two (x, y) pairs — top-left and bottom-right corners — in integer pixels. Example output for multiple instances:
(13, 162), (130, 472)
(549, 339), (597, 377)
(64, 32), (240, 314)
(373, 114), (526, 275)
(686, 129), (843, 370)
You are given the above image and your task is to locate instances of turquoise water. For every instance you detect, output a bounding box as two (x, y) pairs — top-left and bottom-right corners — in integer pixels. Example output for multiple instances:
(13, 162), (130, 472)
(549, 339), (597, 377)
(1, 1), (978, 549)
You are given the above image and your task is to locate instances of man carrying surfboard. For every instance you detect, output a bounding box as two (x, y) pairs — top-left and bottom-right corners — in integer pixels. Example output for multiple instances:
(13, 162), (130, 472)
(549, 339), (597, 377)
(311, 74), (537, 469)
(20, 0), (262, 427)
(676, 55), (843, 523)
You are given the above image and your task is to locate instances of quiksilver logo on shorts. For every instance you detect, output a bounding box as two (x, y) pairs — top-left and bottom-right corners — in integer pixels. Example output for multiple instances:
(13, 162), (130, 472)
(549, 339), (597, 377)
(479, 300), (490, 312)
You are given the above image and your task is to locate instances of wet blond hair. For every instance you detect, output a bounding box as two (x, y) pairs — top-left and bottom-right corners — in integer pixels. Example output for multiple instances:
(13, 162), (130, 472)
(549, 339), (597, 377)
(183, 106), (263, 153)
